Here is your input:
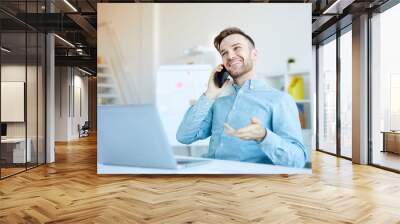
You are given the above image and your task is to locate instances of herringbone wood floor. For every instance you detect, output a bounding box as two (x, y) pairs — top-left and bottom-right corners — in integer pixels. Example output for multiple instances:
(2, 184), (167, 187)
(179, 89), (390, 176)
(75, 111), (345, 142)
(1, 135), (400, 224)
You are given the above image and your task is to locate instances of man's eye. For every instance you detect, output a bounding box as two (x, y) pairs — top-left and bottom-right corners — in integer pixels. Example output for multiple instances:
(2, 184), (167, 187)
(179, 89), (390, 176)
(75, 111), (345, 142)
(234, 46), (241, 51)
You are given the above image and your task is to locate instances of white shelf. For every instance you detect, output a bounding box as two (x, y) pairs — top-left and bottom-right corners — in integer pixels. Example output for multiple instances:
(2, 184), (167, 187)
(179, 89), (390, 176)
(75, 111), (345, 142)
(159, 64), (212, 71)
(263, 70), (314, 150)
(98, 83), (114, 88)
(265, 74), (285, 78)
(97, 73), (112, 78)
(98, 93), (118, 98)
(287, 71), (310, 76)
(295, 99), (311, 103)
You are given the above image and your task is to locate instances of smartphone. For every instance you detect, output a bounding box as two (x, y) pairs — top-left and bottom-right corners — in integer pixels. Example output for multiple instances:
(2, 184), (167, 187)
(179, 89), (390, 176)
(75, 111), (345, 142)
(214, 66), (230, 88)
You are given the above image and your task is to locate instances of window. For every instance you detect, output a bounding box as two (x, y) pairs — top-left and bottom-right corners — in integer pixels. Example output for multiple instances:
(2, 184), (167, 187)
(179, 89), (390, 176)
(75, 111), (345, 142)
(371, 2), (400, 171)
(318, 38), (337, 155)
(340, 29), (352, 158)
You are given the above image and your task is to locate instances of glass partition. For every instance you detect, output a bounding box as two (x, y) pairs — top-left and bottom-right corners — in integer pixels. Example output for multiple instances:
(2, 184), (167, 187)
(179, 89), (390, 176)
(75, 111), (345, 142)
(317, 37), (337, 155)
(1, 31), (28, 177)
(38, 32), (45, 165)
(27, 31), (38, 169)
(339, 29), (352, 158)
(0, 1), (46, 179)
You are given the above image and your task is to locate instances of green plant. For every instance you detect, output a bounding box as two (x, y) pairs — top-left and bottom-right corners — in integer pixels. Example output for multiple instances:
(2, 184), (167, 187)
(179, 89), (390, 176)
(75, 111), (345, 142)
(287, 58), (295, 64)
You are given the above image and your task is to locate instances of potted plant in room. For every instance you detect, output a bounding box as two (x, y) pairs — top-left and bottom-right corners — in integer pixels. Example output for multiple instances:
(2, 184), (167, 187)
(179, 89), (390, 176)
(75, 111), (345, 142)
(287, 57), (296, 72)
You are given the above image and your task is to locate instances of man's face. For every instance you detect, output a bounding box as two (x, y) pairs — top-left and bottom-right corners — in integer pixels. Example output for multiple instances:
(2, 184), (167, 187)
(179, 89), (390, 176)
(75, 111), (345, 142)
(219, 34), (257, 78)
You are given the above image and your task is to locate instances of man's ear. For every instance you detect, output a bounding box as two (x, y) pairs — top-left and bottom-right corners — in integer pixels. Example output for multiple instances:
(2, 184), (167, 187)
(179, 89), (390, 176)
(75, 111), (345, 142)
(251, 48), (258, 62)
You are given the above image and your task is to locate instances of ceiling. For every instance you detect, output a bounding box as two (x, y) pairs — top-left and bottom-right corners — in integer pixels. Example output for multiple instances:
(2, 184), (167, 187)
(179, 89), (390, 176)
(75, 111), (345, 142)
(0, 0), (392, 73)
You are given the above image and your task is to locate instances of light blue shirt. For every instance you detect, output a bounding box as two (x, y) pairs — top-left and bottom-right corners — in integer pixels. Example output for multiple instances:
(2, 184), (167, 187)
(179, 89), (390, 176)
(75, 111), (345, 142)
(176, 79), (308, 168)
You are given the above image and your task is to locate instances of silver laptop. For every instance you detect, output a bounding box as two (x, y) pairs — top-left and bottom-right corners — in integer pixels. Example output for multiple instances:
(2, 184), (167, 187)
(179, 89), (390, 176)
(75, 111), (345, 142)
(98, 104), (209, 169)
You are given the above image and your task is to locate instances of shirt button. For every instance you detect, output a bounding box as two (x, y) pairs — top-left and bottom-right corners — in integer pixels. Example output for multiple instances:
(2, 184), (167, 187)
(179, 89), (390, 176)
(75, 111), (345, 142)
(220, 143), (223, 147)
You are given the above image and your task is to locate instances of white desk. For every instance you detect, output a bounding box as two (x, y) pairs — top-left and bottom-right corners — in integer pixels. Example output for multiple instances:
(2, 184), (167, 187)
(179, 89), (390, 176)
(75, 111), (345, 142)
(1, 138), (31, 163)
(98, 156), (311, 174)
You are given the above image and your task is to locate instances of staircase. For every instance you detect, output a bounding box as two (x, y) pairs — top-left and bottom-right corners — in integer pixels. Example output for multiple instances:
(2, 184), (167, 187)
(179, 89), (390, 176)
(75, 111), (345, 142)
(97, 59), (123, 105)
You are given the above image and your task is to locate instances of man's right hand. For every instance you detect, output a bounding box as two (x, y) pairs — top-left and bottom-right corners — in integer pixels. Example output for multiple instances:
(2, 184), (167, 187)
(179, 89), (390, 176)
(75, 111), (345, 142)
(204, 64), (230, 100)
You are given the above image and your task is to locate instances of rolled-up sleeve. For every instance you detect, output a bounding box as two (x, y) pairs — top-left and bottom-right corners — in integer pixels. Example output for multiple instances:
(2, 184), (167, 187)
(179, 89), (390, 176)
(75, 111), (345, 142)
(259, 94), (308, 168)
(176, 94), (214, 144)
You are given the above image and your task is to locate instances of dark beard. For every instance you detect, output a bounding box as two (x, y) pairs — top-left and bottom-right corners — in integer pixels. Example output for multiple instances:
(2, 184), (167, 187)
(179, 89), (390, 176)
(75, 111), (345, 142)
(228, 59), (253, 79)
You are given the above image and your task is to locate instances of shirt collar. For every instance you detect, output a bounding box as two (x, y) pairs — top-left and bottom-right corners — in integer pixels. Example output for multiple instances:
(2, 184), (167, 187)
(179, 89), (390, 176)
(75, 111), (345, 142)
(232, 79), (265, 91)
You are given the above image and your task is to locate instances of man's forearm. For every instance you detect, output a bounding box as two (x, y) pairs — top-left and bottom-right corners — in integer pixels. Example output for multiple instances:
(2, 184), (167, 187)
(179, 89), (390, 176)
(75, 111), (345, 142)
(259, 129), (307, 168)
(176, 95), (214, 144)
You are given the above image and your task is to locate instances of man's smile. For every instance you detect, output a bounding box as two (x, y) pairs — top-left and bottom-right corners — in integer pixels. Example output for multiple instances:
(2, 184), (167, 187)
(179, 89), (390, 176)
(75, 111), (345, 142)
(228, 59), (243, 69)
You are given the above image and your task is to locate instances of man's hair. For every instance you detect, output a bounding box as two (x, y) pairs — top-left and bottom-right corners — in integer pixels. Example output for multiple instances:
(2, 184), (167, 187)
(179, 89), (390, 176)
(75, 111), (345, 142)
(213, 27), (255, 52)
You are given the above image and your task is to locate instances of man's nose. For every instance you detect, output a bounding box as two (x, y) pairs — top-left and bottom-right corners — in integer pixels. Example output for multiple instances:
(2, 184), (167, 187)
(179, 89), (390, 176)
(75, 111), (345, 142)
(227, 50), (236, 60)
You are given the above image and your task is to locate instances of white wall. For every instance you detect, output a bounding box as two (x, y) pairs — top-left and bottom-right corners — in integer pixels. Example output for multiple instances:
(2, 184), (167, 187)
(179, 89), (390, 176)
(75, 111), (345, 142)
(55, 67), (89, 141)
(55, 67), (69, 141)
(1, 65), (36, 137)
(98, 4), (158, 104)
(311, 45), (317, 151)
(72, 74), (89, 138)
(1, 66), (26, 136)
(159, 3), (312, 76)
(1, 64), (46, 163)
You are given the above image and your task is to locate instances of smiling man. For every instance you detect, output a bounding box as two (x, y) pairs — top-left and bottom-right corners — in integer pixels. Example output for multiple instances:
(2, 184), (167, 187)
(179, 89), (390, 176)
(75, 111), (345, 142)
(176, 27), (308, 168)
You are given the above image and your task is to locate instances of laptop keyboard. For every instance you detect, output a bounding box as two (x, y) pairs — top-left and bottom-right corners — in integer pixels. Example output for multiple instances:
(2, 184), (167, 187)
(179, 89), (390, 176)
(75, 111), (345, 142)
(177, 159), (198, 164)
(177, 158), (208, 165)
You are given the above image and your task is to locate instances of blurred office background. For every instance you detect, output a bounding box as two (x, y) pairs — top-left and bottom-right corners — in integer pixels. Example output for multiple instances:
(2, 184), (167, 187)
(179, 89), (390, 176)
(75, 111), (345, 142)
(97, 3), (314, 159)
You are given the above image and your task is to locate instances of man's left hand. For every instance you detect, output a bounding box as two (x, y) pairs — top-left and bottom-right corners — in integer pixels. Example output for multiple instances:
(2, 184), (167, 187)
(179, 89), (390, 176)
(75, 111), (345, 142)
(224, 117), (266, 142)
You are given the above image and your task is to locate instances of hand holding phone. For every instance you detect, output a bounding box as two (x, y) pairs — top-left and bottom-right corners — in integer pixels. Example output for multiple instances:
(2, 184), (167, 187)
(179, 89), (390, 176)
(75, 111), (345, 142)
(205, 65), (231, 100)
(213, 66), (230, 88)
